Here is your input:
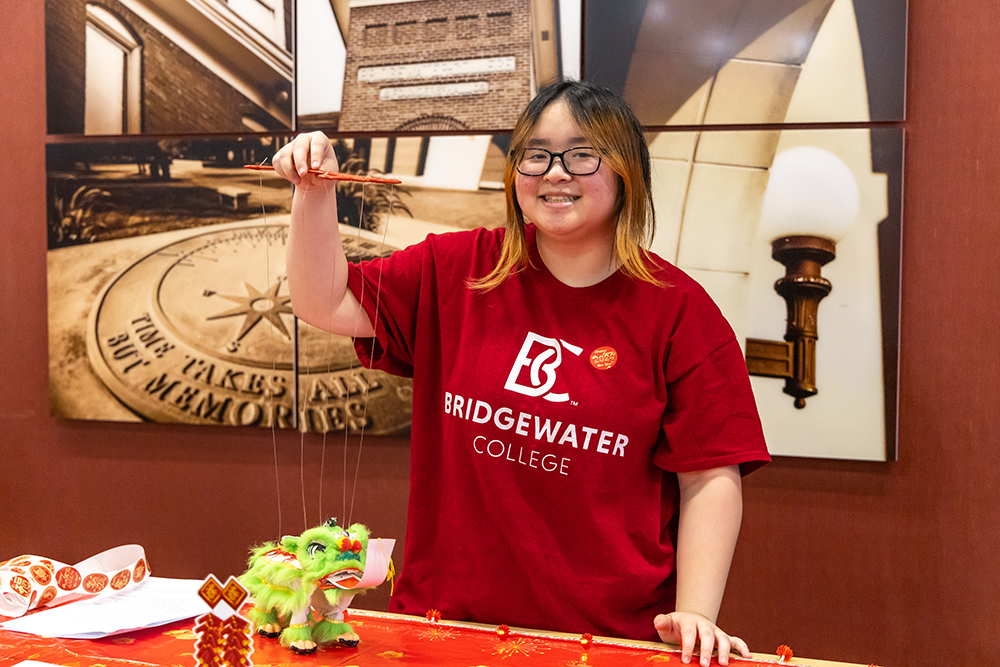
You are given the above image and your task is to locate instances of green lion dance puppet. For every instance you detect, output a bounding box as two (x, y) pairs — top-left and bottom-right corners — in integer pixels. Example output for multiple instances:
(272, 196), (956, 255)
(240, 518), (380, 654)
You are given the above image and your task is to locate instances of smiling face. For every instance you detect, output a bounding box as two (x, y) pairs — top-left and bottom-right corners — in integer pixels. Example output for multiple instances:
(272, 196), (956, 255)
(514, 100), (621, 250)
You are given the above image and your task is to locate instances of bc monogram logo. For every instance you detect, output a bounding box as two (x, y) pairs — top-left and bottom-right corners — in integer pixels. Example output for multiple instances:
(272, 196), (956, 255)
(504, 332), (583, 403)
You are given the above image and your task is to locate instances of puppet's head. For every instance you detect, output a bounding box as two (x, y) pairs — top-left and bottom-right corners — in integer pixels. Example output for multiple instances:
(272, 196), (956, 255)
(279, 518), (371, 594)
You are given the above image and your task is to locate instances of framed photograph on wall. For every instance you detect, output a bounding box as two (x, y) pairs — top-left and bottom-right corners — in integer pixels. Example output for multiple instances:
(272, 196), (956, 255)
(647, 125), (903, 461)
(43, 0), (904, 462)
(298, 0), (582, 133)
(44, 132), (507, 433)
(45, 0), (294, 135)
(584, 0), (907, 126)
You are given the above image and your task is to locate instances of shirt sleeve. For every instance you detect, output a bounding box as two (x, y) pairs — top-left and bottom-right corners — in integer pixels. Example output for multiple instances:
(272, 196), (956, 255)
(652, 284), (770, 476)
(346, 240), (427, 378)
(345, 229), (493, 378)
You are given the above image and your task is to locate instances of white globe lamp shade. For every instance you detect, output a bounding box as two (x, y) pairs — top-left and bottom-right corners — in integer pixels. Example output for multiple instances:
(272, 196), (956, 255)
(758, 146), (860, 243)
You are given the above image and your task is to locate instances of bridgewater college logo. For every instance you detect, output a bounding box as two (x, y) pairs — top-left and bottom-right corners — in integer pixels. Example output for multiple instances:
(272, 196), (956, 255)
(504, 332), (582, 403)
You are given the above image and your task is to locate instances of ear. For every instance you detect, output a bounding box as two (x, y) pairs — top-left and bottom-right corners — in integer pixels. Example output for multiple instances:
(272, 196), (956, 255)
(348, 523), (371, 542)
(280, 534), (300, 553)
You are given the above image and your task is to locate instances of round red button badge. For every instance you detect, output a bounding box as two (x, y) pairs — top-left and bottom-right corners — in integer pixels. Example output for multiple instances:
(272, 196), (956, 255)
(590, 346), (618, 370)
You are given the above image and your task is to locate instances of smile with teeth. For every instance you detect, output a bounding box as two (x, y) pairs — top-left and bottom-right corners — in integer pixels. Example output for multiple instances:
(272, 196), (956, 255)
(542, 195), (579, 202)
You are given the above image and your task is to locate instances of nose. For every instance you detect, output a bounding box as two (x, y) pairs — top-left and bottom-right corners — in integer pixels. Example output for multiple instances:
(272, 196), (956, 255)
(543, 156), (572, 180)
(338, 536), (362, 553)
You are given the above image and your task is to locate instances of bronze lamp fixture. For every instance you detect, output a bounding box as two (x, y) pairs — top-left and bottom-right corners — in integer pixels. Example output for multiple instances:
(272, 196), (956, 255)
(745, 147), (860, 409)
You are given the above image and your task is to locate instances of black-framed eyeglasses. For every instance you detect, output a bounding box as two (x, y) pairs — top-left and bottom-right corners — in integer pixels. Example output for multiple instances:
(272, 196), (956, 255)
(516, 147), (602, 176)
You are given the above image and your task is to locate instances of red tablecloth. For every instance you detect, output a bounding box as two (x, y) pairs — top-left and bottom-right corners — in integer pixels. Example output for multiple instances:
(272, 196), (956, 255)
(0, 609), (827, 667)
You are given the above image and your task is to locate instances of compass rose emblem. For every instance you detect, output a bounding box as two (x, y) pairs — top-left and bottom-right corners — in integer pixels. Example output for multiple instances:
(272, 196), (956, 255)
(86, 222), (412, 433)
(205, 280), (294, 349)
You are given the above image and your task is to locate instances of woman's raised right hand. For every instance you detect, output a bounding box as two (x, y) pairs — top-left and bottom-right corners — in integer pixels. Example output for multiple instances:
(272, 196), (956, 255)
(271, 131), (340, 188)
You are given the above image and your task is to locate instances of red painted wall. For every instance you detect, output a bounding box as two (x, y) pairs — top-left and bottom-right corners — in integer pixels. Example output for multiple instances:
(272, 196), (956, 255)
(3, 2), (998, 665)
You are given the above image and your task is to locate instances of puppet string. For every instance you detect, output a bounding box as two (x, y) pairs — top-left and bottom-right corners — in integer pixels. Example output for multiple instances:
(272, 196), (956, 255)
(300, 397), (308, 530)
(341, 182), (369, 524)
(257, 158), (283, 538)
(296, 176), (338, 532)
(315, 176), (328, 524)
(348, 184), (394, 527)
(315, 170), (374, 527)
(315, 174), (339, 525)
(260, 156), (387, 531)
(296, 226), (309, 531)
(261, 153), (308, 533)
(262, 153), (315, 534)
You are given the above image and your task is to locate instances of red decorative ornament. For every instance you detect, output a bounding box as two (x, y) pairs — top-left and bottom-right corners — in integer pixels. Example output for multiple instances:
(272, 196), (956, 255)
(580, 632), (593, 649)
(776, 645), (793, 662)
(425, 609), (441, 623)
(496, 624), (510, 638)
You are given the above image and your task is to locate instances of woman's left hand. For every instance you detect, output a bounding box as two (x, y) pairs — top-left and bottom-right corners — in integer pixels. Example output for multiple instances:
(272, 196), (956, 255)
(653, 611), (751, 666)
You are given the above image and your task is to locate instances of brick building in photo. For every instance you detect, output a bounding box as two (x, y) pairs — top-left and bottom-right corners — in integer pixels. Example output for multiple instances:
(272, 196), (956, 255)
(339, 0), (558, 132)
(45, 0), (293, 135)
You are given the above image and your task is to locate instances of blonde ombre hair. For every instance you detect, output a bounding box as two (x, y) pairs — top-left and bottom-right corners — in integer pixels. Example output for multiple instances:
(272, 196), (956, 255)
(470, 79), (661, 291)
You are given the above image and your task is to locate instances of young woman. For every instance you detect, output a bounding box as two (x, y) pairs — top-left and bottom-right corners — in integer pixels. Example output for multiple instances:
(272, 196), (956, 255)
(274, 80), (769, 666)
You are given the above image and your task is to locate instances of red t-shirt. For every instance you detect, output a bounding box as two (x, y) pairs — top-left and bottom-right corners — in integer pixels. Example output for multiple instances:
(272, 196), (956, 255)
(347, 224), (769, 641)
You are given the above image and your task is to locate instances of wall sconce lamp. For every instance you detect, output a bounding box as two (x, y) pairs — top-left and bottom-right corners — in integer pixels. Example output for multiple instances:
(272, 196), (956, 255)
(745, 147), (859, 408)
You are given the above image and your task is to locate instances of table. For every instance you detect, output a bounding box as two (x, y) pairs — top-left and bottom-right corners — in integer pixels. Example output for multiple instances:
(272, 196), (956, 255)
(0, 609), (864, 667)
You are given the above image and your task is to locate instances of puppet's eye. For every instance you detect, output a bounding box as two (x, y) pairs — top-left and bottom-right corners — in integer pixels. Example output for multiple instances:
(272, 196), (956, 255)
(307, 541), (327, 558)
